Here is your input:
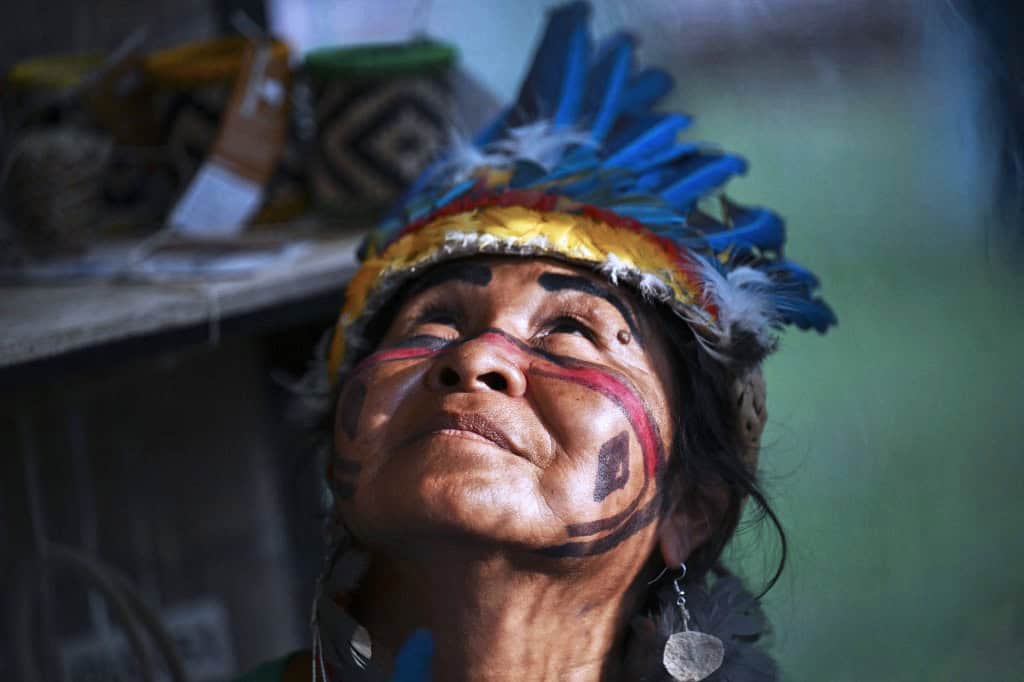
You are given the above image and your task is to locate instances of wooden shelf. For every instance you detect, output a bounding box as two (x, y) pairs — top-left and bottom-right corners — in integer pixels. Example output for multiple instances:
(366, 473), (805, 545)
(0, 233), (361, 369)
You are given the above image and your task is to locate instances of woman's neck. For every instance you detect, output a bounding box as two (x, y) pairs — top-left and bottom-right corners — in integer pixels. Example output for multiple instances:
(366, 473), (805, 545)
(347, 548), (638, 682)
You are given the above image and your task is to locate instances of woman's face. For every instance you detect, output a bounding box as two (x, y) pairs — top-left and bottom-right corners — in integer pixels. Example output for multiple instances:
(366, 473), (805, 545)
(332, 258), (678, 563)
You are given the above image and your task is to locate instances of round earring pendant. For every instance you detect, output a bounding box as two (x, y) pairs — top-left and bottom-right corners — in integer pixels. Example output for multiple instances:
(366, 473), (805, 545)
(663, 631), (725, 681)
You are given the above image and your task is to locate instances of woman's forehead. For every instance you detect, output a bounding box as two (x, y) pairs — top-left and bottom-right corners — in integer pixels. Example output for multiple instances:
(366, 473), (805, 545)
(404, 256), (670, 347)
(414, 256), (634, 296)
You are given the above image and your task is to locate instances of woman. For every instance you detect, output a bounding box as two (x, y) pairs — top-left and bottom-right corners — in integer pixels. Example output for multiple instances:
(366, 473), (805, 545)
(243, 3), (833, 680)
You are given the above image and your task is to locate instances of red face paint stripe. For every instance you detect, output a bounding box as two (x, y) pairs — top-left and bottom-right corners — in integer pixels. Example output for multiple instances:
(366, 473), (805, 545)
(468, 331), (665, 479)
(351, 330), (666, 480)
(351, 345), (440, 376)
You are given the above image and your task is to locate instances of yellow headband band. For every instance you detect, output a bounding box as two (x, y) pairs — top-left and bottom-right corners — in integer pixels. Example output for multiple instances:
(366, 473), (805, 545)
(327, 205), (712, 380)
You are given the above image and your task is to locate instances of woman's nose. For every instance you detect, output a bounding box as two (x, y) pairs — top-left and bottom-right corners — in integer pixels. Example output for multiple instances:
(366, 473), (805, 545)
(426, 337), (527, 397)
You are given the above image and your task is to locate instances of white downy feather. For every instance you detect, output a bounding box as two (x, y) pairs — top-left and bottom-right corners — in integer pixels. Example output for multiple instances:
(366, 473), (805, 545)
(433, 121), (595, 183)
(696, 258), (776, 352)
(491, 121), (594, 171)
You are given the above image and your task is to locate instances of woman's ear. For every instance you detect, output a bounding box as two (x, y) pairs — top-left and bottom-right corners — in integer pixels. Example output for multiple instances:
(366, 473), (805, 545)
(657, 483), (731, 567)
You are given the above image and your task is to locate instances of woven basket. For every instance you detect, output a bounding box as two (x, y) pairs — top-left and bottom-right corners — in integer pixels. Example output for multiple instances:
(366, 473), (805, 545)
(4, 128), (113, 254)
(3, 53), (104, 129)
(304, 40), (457, 217)
(4, 50), (175, 236)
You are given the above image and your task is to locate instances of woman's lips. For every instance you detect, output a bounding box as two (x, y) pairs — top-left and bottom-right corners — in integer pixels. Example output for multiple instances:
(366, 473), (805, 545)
(418, 412), (517, 454)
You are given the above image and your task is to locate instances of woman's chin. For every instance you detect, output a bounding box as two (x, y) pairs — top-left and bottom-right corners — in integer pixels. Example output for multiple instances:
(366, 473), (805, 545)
(347, 471), (559, 555)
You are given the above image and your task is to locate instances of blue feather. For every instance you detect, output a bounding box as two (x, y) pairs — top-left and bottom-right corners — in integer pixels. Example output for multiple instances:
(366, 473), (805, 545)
(509, 159), (550, 187)
(510, 2), (592, 125)
(555, 174), (601, 197)
(704, 207), (784, 253)
(405, 202), (435, 224)
(432, 178), (477, 211)
(584, 32), (635, 140)
(535, 146), (601, 183)
(620, 68), (673, 113)
(768, 259), (820, 288)
(554, 25), (590, 126)
(634, 169), (671, 193)
(603, 113), (692, 169)
(606, 203), (686, 224)
(775, 296), (837, 333)
(391, 629), (434, 682)
(660, 154), (747, 210)
(629, 143), (700, 174)
(381, 159), (446, 223)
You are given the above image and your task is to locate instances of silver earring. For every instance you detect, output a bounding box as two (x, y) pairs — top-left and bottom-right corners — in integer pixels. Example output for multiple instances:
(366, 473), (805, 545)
(662, 563), (725, 682)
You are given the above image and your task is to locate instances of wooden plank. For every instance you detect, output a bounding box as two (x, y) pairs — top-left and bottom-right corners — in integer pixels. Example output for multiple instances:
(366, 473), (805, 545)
(0, 234), (360, 367)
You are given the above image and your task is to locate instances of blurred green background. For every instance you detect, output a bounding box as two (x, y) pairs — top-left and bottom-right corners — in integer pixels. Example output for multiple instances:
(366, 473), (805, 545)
(666, 11), (1024, 682)
(703, 64), (1024, 680)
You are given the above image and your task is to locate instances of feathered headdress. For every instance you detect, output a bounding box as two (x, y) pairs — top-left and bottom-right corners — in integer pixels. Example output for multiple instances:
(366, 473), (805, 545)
(326, 1), (835, 378)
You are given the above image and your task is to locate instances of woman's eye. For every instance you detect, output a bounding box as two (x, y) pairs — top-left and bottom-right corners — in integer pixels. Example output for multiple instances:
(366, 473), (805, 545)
(415, 307), (459, 328)
(546, 316), (595, 339)
(426, 314), (457, 327)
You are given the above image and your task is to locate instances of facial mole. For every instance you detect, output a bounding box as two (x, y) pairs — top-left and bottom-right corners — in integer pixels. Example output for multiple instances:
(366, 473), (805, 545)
(617, 330), (632, 345)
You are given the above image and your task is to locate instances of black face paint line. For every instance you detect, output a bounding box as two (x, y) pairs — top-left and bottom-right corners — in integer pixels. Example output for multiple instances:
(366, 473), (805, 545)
(539, 494), (662, 558)
(593, 431), (630, 502)
(340, 380), (367, 440)
(537, 272), (643, 341)
(387, 334), (452, 352)
(404, 261), (493, 299)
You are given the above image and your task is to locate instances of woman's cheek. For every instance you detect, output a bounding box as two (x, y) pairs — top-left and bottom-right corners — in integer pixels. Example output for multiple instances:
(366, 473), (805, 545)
(342, 360), (432, 462)
(531, 379), (649, 517)
(541, 431), (647, 520)
(328, 360), (427, 502)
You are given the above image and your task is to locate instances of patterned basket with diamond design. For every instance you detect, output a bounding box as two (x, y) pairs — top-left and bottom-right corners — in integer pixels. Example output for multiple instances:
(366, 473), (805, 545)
(304, 40), (457, 217)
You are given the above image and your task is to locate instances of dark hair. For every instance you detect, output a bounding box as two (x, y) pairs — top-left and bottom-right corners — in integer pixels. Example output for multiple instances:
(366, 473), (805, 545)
(653, 307), (787, 595)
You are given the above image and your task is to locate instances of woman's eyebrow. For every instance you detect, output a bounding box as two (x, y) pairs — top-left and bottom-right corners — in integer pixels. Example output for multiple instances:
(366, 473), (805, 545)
(538, 272), (642, 340)
(405, 262), (493, 296)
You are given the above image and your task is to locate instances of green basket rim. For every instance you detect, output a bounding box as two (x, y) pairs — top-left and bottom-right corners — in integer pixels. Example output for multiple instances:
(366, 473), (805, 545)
(304, 39), (457, 80)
